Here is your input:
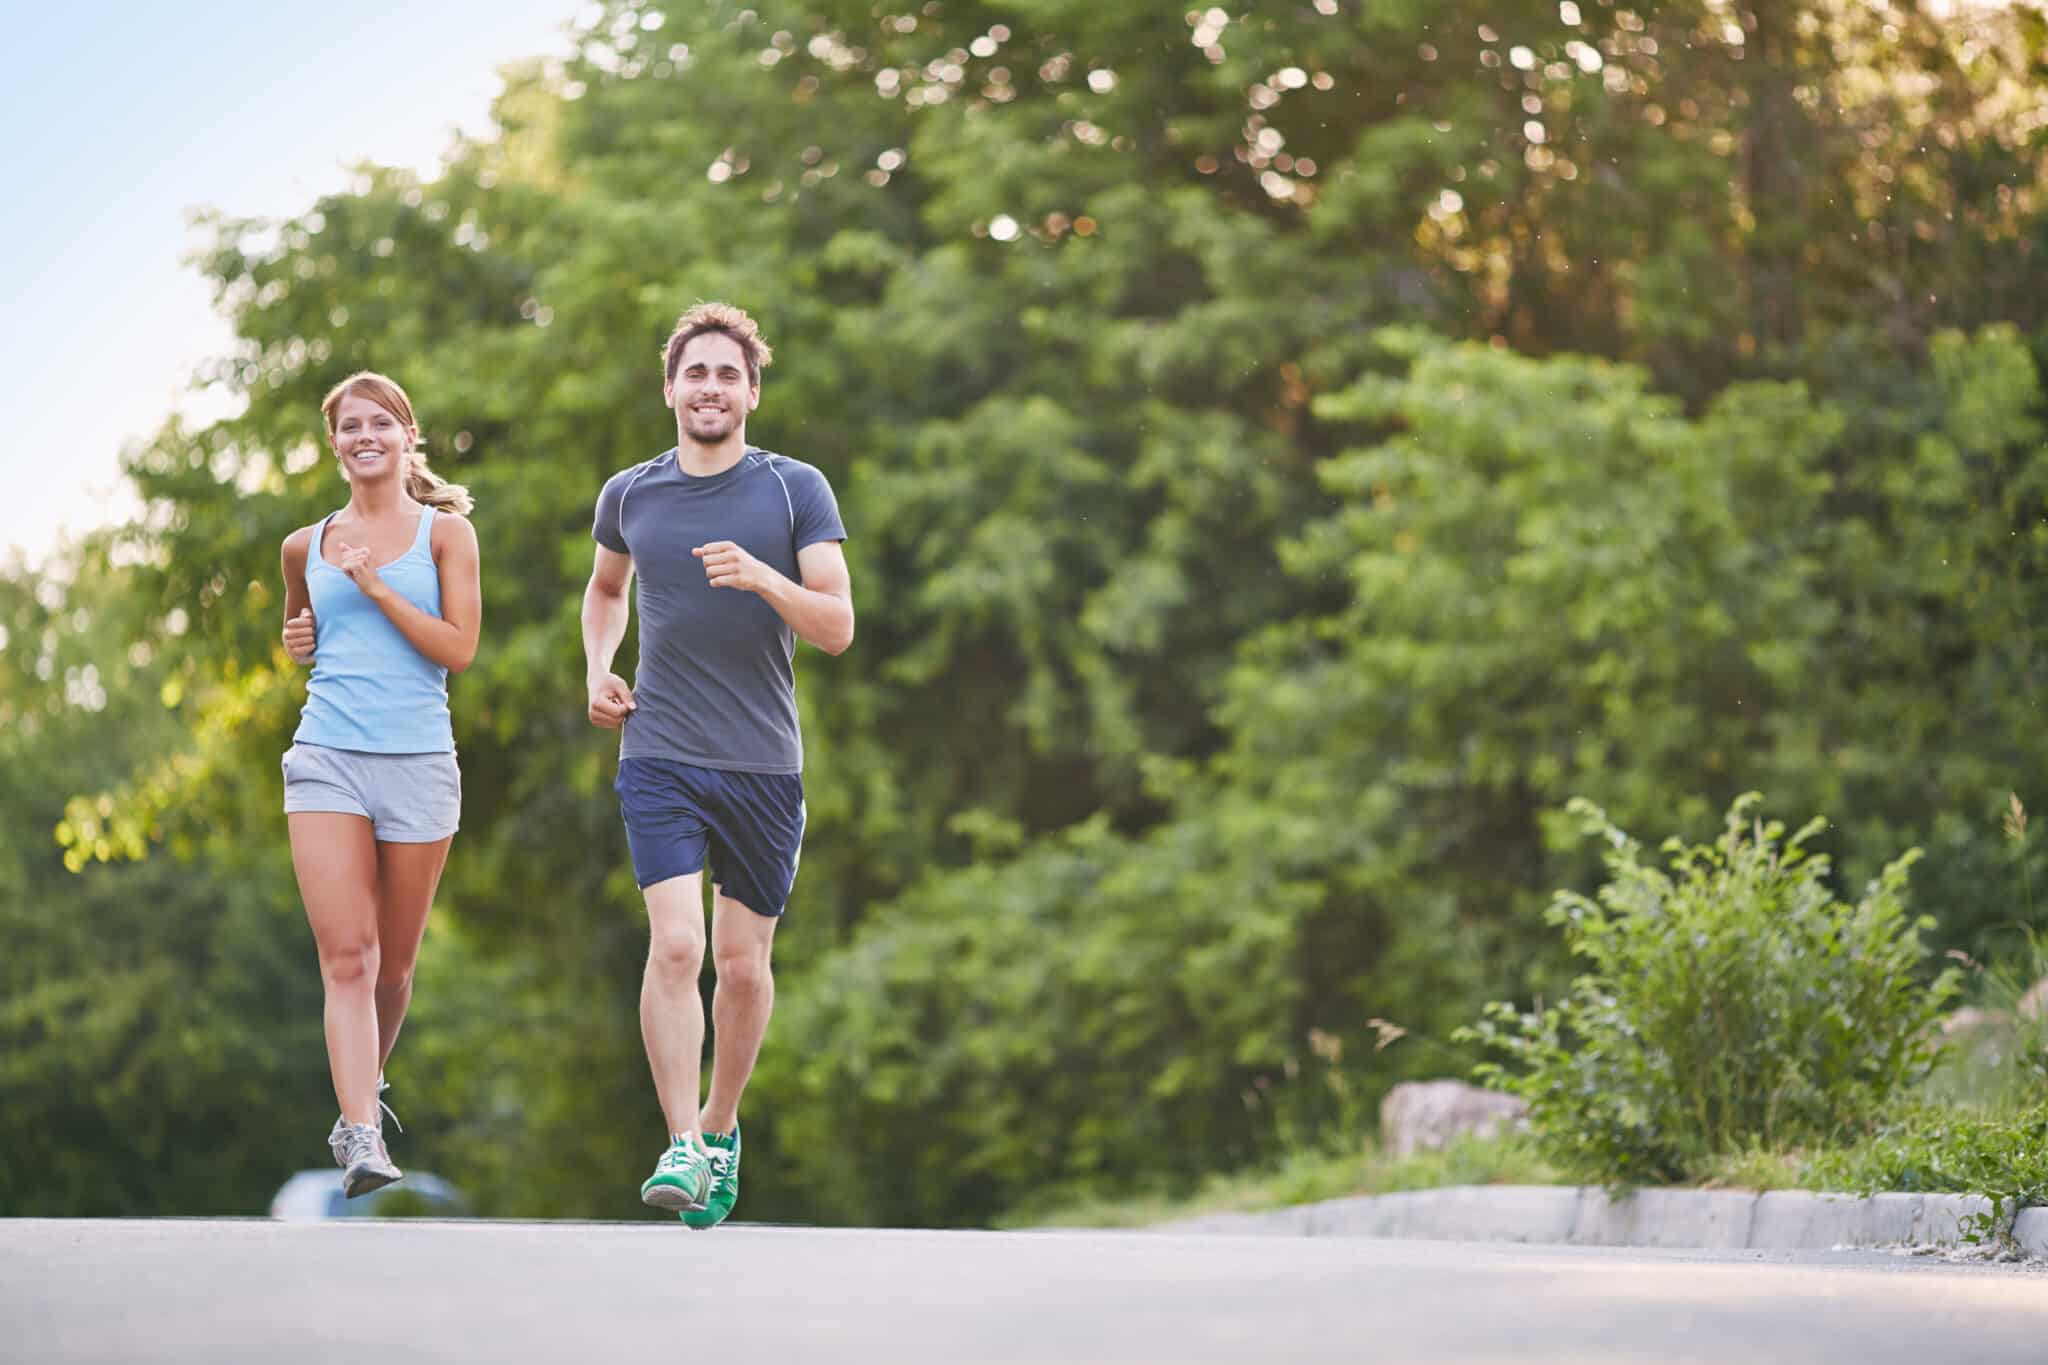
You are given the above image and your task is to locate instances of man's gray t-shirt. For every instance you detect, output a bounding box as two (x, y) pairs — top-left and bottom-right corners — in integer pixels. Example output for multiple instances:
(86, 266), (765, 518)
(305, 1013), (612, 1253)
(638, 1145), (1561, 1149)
(593, 446), (846, 774)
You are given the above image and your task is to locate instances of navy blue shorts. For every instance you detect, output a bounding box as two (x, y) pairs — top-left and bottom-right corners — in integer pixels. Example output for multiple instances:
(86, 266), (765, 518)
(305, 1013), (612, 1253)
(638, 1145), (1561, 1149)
(614, 757), (806, 917)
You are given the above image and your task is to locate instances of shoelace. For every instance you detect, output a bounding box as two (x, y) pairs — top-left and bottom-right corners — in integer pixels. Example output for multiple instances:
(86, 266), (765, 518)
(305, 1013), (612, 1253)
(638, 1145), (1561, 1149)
(340, 1122), (387, 1169)
(705, 1147), (733, 1181)
(332, 1092), (401, 1159)
(658, 1144), (721, 1191)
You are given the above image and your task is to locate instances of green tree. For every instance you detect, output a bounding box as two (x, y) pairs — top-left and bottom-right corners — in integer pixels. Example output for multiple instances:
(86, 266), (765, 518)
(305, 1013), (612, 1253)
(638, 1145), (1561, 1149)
(15, 0), (2048, 1223)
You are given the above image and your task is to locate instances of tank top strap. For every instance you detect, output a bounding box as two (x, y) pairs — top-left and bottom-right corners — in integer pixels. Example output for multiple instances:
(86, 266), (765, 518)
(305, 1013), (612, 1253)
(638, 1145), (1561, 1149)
(410, 505), (438, 557)
(307, 512), (336, 567)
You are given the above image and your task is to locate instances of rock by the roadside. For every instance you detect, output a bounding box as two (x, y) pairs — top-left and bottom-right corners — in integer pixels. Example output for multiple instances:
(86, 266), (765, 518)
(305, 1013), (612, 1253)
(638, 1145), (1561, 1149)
(1940, 1006), (2003, 1036)
(1380, 1079), (1529, 1159)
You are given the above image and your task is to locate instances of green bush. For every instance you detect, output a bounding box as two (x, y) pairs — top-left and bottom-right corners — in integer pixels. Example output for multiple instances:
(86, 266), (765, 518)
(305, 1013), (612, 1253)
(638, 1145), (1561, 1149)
(1802, 1099), (2048, 1238)
(1922, 926), (2048, 1110)
(1459, 794), (1959, 1185)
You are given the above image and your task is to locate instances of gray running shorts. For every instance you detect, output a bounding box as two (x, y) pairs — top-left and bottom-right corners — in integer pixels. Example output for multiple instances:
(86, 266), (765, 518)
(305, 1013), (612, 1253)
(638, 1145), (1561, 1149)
(281, 742), (461, 843)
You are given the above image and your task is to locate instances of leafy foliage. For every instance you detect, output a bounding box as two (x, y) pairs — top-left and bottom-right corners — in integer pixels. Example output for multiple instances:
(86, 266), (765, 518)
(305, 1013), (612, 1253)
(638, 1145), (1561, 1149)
(1803, 1099), (2048, 1245)
(1462, 795), (1959, 1185)
(6, 0), (2048, 1222)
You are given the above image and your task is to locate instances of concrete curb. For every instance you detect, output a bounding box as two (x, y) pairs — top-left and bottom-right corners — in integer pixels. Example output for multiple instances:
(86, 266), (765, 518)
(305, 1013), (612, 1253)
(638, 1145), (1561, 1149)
(1156, 1185), (2048, 1257)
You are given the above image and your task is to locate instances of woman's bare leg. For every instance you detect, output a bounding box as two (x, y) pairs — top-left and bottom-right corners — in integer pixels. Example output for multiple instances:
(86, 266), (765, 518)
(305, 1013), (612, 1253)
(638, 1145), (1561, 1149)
(288, 812), (383, 1126)
(372, 835), (453, 1071)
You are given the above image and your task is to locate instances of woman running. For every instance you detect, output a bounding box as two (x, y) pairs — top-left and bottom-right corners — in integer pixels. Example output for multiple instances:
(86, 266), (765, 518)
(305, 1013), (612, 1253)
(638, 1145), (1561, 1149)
(278, 371), (480, 1197)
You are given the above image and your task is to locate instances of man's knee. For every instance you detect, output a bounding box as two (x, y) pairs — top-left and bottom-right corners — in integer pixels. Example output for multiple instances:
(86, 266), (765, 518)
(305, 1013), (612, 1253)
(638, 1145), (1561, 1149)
(714, 949), (772, 998)
(648, 925), (707, 980)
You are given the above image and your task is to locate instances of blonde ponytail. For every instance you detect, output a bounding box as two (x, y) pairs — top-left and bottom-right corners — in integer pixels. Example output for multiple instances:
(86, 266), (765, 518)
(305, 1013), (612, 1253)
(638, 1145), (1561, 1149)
(404, 452), (474, 515)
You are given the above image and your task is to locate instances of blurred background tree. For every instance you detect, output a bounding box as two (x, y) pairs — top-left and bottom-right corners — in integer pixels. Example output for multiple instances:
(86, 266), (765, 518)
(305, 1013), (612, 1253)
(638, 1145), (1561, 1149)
(5, 0), (2046, 1224)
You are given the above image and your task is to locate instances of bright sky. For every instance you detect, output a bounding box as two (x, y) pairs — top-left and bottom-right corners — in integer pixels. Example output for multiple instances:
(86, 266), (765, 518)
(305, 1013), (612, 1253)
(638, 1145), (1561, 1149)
(0, 0), (586, 570)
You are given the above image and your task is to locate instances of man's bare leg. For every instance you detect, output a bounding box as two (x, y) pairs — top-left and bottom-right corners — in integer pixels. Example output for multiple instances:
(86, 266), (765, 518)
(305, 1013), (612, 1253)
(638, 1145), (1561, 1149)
(700, 890), (778, 1135)
(641, 872), (708, 1140)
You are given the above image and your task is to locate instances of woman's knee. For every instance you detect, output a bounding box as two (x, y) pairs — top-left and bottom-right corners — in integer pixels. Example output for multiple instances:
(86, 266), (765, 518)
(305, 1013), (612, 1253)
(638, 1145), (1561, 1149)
(319, 938), (380, 988)
(375, 956), (416, 995)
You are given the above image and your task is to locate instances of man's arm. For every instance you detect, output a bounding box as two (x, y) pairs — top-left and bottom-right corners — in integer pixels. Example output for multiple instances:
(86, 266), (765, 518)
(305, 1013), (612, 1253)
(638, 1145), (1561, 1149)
(583, 544), (638, 727)
(693, 539), (854, 655)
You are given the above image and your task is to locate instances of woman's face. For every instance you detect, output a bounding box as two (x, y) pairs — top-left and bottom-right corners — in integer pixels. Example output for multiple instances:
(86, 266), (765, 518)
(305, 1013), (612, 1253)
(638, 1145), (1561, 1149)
(328, 391), (414, 484)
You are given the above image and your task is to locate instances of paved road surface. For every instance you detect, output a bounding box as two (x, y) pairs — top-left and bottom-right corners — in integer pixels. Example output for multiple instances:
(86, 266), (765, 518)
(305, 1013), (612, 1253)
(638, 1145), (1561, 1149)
(4, 1219), (2043, 1363)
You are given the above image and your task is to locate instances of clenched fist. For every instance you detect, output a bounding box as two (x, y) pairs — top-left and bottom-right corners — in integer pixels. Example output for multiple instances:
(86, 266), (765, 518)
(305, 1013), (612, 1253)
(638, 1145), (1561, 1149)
(693, 540), (772, 594)
(283, 607), (317, 664)
(588, 671), (637, 729)
(333, 541), (389, 599)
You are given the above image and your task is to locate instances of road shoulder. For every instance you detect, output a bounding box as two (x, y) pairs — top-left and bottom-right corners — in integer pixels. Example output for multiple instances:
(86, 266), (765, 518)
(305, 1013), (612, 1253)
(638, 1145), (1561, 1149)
(1154, 1184), (2048, 1259)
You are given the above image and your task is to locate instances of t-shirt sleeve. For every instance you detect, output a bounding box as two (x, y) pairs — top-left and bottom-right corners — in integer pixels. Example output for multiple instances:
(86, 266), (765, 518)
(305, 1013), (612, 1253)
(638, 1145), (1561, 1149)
(786, 461), (847, 551)
(592, 468), (633, 554)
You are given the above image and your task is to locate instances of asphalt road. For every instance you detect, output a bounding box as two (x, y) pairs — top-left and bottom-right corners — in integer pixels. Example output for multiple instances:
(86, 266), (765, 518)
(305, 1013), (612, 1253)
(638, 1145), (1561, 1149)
(4, 1219), (2043, 1364)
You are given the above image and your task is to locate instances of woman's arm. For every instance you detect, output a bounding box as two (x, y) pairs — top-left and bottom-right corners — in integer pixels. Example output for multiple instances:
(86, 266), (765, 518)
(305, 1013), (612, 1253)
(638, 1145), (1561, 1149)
(280, 527), (316, 664)
(331, 514), (482, 673)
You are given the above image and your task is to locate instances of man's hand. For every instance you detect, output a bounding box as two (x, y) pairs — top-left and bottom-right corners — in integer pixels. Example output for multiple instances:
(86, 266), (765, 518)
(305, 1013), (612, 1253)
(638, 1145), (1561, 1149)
(283, 607), (317, 664)
(588, 672), (637, 729)
(333, 541), (390, 600)
(693, 541), (774, 594)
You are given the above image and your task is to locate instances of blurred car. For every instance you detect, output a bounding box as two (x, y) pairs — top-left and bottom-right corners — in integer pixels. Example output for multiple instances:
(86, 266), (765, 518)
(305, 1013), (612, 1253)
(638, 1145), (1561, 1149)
(269, 1169), (471, 1220)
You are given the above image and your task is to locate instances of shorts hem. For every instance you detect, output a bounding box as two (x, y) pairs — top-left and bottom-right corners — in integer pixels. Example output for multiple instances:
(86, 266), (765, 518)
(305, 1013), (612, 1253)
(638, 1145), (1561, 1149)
(638, 861), (708, 892)
(713, 885), (787, 919)
(283, 798), (372, 820)
(373, 824), (460, 844)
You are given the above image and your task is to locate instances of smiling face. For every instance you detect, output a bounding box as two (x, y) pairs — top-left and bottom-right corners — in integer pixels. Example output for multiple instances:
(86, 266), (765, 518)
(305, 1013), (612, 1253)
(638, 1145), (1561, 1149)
(664, 331), (759, 446)
(327, 390), (416, 484)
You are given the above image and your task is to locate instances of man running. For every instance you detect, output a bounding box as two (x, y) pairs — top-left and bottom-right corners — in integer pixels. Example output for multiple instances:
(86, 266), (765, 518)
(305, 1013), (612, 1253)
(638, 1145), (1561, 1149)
(582, 302), (853, 1227)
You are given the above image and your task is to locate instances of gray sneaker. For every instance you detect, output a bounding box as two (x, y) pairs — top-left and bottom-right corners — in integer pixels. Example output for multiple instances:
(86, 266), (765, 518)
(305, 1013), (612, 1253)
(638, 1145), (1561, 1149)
(339, 1122), (402, 1199)
(328, 1078), (401, 1168)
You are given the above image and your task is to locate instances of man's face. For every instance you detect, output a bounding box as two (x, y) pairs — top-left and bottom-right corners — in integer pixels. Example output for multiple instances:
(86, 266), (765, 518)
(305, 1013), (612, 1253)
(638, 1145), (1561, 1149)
(665, 332), (758, 445)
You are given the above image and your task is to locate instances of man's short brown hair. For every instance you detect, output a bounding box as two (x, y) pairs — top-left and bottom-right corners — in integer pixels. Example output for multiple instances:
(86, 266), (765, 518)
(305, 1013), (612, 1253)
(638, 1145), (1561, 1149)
(662, 302), (774, 387)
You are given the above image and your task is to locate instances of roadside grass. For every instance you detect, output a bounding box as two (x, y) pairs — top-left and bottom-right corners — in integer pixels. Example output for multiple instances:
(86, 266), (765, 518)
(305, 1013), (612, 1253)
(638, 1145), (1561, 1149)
(1012, 1031), (2048, 1231)
(1648, 1028), (2048, 1207)
(1787, 928), (2048, 1215)
(1013, 1098), (2047, 1232)
(1003, 1131), (1559, 1230)
(1013, 933), (2048, 1232)
(1798, 1100), (2048, 1208)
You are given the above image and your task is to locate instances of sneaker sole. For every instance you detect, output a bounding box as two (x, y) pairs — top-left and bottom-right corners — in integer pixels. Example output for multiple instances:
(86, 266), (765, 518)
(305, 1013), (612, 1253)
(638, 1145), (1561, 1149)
(343, 1168), (401, 1200)
(680, 1190), (737, 1230)
(641, 1184), (708, 1213)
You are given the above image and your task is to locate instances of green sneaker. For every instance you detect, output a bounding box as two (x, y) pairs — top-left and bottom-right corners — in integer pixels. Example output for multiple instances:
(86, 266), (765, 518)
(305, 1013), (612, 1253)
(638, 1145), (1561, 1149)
(681, 1125), (740, 1229)
(640, 1138), (711, 1213)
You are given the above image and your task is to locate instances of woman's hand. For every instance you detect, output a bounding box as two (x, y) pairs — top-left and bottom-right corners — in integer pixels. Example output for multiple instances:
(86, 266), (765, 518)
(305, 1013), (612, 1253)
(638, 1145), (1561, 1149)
(333, 542), (391, 601)
(283, 607), (316, 664)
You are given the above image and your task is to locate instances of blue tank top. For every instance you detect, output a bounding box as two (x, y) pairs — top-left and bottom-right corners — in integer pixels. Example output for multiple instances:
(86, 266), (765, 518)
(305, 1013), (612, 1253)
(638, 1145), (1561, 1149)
(294, 506), (455, 754)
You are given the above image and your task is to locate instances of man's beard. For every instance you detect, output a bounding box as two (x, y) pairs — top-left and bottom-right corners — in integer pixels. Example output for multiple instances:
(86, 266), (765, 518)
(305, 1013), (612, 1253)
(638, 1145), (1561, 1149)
(684, 412), (735, 444)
